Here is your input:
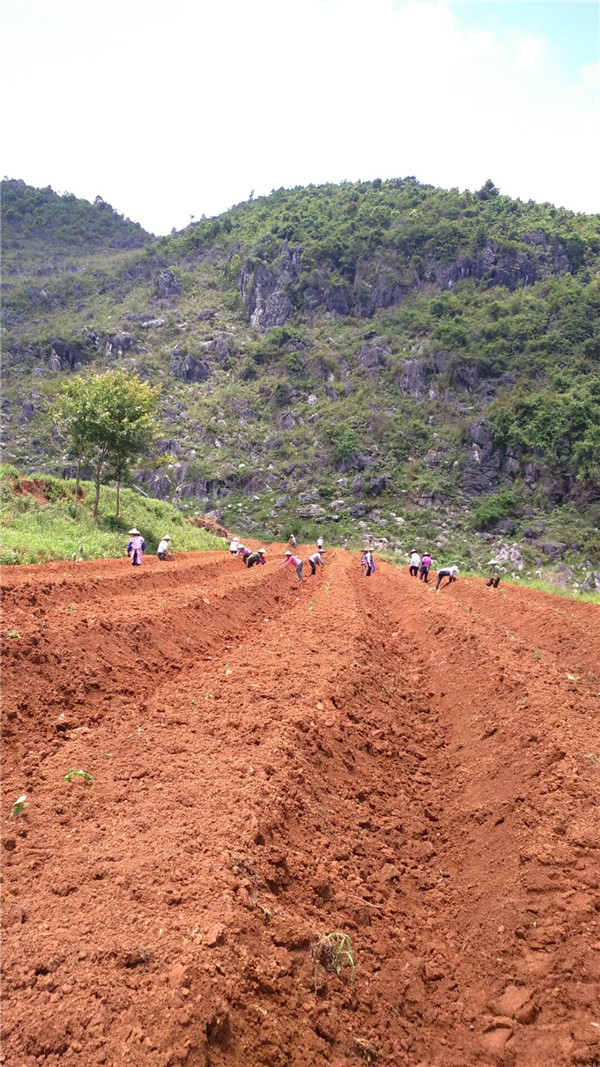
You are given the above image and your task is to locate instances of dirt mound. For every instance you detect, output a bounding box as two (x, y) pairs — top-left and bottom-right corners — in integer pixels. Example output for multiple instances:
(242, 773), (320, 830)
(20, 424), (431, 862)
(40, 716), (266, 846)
(2, 551), (599, 1066)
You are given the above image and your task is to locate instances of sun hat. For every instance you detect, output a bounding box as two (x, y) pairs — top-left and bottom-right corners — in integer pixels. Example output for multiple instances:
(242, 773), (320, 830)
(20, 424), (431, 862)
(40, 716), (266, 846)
(129, 528), (140, 535)
(164, 535), (171, 541)
(488, 559), (498, 565)
(258, 548), (266, 554)
(285, 550), (292, 555)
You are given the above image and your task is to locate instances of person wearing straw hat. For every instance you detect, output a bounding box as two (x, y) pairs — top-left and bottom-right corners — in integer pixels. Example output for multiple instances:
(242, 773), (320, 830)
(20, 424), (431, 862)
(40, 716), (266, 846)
(127, 528), (146, 566)
(280, 549), (303, 582)
(486, 560), (501, 588)
(157, 535), (172, 561)
(247, 548), (267, 568)
(409, 549), (421, 578)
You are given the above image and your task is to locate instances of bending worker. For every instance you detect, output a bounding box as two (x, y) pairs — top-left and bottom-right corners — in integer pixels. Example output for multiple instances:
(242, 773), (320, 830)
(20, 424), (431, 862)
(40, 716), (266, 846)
(435, 565), (459, 591)
(281, 550), (304, 582)
(308, 550), (325, 576)
(157, 535), (172, 561)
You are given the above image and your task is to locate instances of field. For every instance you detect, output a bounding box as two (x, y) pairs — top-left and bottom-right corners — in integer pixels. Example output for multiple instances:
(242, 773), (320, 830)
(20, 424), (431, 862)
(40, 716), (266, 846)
(2, 546), (599, 1067)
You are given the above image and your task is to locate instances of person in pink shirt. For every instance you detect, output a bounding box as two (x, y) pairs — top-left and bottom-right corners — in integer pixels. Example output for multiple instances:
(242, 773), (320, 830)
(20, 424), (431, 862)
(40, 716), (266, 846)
(419, 552), (432, 582)
(280, 550), (304, 582)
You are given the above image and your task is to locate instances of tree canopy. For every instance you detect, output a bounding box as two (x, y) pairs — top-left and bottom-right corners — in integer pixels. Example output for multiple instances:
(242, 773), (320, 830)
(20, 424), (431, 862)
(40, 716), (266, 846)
(54, 370), (161, 517)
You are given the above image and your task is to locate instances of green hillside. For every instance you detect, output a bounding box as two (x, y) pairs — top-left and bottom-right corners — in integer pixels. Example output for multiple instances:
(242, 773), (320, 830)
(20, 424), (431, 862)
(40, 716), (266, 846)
(2, 176), (600, 589)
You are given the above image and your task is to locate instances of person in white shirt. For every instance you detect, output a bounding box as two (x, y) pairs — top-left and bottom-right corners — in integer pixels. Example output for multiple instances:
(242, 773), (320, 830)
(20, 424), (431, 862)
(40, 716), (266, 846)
(229, 537), (239, 556)
(316, 536), (323, 551)
(409, 550), (421, 578)
(157, 536), (172, 561)
(308, 550), (325, 576)
(435, 565), (459, 591)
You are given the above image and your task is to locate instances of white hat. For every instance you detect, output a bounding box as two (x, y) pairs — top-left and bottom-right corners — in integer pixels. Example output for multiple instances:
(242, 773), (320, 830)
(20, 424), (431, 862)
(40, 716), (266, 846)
(258, 548), (266, 554)
(488, 559), (498, 565)
(129, 528), (140, 535)
(285, 550), (292, 555)
(164, 535), (171, 541)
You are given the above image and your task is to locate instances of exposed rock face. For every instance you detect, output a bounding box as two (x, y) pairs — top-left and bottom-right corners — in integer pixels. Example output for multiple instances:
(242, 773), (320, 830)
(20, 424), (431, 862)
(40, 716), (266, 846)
(19, 400), (36, 425)
(398, 359), (429, 399)
(358, 341), (390, 376)
(241, 245), (302, 330)
(170, 346), (211, 383)
(155, 268), (180, 305)
(538, 542), (567, 560)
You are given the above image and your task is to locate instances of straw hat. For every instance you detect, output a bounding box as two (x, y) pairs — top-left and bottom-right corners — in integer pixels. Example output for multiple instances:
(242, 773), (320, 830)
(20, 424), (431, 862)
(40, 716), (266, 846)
(129, 528), (140, 535)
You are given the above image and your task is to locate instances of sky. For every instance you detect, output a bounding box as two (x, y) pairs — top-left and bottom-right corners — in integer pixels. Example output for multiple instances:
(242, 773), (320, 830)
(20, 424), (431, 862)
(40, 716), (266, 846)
(2, 0), (599, 234)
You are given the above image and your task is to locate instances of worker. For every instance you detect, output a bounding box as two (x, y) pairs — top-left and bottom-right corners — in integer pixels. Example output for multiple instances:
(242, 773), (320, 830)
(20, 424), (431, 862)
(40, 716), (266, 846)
(281, 550), (303, 582)
(127, 528), (145, 567)
(486, 560), (501, 588)
(229, 536), (239, 556)
(361, 549), (375, 577)
(157, 535), (172, 561)
(316, 536), (324, 551)
(435, 565), (459, 591)
(308, 550), (325, 576)
(238, 545), (252, 565)
(409, 549), (421, 578)
(247, 548), (267, 568)
(289, 534), (297, 548)
(420, 551), (432, 582)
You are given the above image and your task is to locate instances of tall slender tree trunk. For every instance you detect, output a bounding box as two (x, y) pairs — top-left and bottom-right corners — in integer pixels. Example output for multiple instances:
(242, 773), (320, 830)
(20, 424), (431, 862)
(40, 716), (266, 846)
(93, 458), (104, 519)
(75, 458), (81, 512)
(116, 476), (121, 518)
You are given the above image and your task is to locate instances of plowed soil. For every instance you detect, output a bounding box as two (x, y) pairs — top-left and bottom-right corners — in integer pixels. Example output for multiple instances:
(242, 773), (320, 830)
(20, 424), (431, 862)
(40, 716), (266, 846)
(2, 547), (600, 1067)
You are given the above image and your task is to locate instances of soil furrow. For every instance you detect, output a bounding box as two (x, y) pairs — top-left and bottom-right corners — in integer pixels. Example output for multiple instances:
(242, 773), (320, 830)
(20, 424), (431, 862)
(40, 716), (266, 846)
(1, 549), (599, 1067)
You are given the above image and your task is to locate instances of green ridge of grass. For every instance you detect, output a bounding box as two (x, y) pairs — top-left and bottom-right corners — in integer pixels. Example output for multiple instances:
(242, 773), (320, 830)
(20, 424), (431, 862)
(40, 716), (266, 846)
(0, 467), (223, 565)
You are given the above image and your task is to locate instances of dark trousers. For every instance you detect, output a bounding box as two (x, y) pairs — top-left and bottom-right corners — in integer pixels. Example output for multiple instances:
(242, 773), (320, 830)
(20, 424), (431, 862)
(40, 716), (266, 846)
(486, 576), (500, 588)
(297, 562), (304, 582)
(419, 566), (429, 582)
(309, 560), (317, 575)
(409, 565), (419, 578)
(435, 571), (453, 590)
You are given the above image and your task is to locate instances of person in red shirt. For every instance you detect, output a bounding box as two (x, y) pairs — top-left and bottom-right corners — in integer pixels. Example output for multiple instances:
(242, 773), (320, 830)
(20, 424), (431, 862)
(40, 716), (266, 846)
(281, 550), (304, 582)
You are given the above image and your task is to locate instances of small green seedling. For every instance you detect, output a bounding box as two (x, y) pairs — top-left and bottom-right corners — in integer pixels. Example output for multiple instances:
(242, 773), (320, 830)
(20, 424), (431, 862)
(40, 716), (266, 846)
(100, 753), (112, 759)
(7, 630), (22, 639)
(64, 768), (94, 785)
(9, 794), (28, 818)
(311, 931), (355, 982)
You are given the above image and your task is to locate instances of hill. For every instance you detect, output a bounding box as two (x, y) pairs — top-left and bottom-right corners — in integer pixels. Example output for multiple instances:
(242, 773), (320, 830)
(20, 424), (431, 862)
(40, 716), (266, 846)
(2, 177), (600, 587)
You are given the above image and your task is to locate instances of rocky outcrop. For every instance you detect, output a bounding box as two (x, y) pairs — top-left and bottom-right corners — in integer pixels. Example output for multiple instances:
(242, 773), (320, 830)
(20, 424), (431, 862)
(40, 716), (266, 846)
(358, 341), (390, 376)
(241, 245), (302, 330)
(155, 268), (180, 305)
(170, 345), (211, 383)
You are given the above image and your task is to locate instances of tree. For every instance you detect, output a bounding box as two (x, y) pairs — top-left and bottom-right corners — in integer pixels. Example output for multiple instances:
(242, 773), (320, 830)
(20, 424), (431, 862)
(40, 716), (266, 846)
(54, 370), (160, 518)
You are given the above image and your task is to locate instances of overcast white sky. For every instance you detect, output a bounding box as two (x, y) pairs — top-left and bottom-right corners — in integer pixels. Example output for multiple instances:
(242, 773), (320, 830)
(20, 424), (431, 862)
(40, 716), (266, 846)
(2, 0), (599, 234)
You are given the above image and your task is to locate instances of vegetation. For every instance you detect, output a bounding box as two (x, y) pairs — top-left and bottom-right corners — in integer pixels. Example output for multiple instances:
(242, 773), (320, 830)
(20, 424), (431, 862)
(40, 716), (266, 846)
(2, 176), (600, 584)
(0, 467), (224, 565)
(9, 795), (28, 818)
(64, 769), (94, 785)
(311, 931), (356, 981)
(53, 370), (161, 516)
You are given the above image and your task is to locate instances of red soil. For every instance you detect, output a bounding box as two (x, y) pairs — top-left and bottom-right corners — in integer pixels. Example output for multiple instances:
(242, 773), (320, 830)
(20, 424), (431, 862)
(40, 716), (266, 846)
(2, 548), (599, 1067)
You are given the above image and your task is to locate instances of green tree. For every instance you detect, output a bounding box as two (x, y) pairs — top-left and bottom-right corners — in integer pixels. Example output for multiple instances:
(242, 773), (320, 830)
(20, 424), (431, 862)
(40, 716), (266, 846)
(54, 371), (160, 518)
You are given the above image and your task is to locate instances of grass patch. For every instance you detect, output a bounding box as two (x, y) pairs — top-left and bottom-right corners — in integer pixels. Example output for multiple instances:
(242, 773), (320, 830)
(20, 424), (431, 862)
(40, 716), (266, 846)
(0, 469), (223, 564)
